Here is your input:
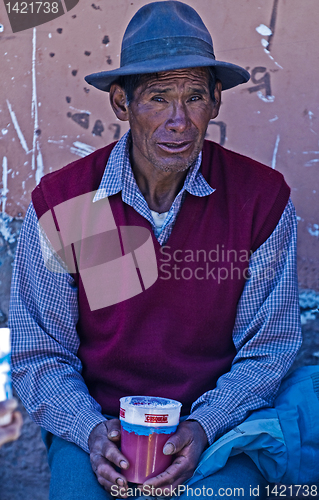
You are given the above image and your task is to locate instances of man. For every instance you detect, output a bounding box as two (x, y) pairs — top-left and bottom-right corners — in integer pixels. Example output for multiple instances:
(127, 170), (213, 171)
(9, 1), (302, 499)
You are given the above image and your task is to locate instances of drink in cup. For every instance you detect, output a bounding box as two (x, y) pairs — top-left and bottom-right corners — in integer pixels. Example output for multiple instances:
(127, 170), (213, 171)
(0, 328), (13, 425)
(119, 396), (182, 484)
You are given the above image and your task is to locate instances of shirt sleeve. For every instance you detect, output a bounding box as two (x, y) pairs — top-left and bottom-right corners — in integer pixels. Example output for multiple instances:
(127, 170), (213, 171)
(9, 202), (106, 453)
(188, 198), (302, 445)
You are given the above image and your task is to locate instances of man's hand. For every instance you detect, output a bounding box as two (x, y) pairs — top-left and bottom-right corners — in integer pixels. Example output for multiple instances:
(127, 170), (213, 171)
(0, 398), (23, 447)
(141, 420), (208, 493)
(88, 419), (130, 497)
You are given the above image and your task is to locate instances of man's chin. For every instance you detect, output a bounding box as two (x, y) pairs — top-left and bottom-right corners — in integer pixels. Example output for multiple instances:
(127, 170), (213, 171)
(152, 152), (200, 173)
(157, 162), (190, 173)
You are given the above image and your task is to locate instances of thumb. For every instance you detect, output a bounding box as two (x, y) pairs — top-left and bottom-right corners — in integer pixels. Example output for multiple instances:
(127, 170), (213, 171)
(163, 441), (175, 455)
(163, 427), (187, 455)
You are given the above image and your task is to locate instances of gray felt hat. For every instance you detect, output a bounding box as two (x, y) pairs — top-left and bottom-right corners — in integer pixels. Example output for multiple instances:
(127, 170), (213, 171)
(85, 1), (250, 92)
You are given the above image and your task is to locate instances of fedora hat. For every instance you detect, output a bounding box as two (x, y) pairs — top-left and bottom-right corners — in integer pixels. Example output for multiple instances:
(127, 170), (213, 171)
(85, 1), (250, 92)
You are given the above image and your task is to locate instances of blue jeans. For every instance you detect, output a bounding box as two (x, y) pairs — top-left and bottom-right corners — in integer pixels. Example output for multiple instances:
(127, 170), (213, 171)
(42, 430), (269, 499)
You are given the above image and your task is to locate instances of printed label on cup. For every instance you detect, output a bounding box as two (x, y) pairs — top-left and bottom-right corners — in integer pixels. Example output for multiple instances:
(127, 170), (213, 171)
(144, 414), (168, 424)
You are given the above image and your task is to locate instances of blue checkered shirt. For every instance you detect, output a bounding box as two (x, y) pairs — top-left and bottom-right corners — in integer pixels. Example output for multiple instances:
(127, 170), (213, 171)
(9, 131), (302, 453)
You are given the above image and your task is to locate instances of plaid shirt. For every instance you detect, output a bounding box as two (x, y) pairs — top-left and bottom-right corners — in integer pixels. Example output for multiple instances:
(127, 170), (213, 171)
(9, 132), (302, 453)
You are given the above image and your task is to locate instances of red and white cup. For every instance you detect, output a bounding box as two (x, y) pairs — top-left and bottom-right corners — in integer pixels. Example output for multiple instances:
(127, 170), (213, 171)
(119, 396), (182, 484)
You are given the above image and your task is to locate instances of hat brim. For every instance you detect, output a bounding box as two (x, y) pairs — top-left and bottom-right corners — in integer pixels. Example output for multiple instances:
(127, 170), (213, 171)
(84, 55), (250, 92)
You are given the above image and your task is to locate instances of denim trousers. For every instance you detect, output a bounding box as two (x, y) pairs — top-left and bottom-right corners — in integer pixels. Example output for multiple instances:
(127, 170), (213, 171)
(42, 430), (269, 500)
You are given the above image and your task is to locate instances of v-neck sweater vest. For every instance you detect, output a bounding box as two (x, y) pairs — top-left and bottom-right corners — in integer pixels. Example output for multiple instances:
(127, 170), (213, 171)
(32, 140), (290, 416)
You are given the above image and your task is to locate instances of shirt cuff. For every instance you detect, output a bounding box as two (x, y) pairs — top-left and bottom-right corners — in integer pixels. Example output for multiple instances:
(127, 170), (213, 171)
(70, 408), (107, 453)
(186, 405), (229, 446)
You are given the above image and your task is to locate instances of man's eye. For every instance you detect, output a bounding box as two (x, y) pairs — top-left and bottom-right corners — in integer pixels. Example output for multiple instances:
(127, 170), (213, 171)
(151, 96), (166, 102)
(189, 95), (202, 102)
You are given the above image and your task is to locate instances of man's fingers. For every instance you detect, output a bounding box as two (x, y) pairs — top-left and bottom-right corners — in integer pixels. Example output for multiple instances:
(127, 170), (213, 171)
(90, 436), (129, 471)
(94, 455), (127, 484)
(97, 476), (129, 498)
(88, 420), (128, 467)
(103, 440), (129, 469)
(91, 449), (129, 492)
(106, 418), (121, 441)
(94, 460), (129, 498)
(89, 420), (131, 494)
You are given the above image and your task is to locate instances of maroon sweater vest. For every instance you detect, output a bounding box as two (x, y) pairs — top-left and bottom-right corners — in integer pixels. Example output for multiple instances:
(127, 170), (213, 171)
(32, 140), (290, 416)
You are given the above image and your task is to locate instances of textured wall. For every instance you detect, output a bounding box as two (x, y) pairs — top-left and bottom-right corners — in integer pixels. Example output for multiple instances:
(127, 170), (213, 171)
(1, 0), (319, 285)
(0, 0), (319, 498)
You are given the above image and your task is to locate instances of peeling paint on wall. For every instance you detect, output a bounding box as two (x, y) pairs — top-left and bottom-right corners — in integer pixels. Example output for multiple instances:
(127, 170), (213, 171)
(31, 28), (44, 185)
(256, 24), (272, 37)
(304, 159), (319, 167)
(257, 91), (275, 103)
(1, 157), (9, 214)
(299, 289), (319, 325)
(70, 141), (96, 157)
(271, 134), (280, 169)
(255, 2), (283, 69)
(308, 224), (319, 237)
(6, 100), (30, 154)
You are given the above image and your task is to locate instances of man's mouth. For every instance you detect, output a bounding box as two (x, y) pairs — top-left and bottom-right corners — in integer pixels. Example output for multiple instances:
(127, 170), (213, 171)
(157, 141), (192, 153)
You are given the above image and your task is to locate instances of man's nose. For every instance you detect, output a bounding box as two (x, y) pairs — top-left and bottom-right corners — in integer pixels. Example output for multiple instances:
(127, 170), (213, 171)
(165, 102), (190, 133)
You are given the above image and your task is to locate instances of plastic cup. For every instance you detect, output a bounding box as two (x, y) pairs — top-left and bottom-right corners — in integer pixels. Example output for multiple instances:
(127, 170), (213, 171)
(0, 328), (13, 425)
(119, 396), (182, 484)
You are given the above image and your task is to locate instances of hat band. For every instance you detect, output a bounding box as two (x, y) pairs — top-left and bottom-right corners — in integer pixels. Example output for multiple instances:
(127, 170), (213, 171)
(121, 37), (216, 67)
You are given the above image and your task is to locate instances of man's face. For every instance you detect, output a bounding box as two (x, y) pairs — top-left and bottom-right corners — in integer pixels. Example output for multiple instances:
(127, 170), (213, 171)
(117, 68), (221, 174)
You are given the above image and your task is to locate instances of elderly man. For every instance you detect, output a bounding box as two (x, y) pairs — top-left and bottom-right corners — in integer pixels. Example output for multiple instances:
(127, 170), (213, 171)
(9, 1), (301, 499)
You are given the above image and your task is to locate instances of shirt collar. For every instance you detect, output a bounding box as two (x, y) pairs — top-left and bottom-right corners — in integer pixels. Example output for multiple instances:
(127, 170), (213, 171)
(93, 130), (215, 204)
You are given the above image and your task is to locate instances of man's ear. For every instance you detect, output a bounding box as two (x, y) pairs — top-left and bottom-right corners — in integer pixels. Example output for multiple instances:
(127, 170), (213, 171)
(211, 80), (222, 120)
(109, 84), (129, 121)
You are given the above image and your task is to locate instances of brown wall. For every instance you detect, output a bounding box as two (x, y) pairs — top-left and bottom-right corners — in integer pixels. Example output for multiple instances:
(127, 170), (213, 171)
(1, 0), (319, 291)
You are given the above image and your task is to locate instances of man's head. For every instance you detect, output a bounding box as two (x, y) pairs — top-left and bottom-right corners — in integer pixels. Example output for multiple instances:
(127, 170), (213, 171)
(84, 1), (250, 175)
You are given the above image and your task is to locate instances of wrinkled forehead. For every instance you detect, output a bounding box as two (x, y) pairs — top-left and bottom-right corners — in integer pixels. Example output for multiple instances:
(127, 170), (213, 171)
(136, 67), (211, 90)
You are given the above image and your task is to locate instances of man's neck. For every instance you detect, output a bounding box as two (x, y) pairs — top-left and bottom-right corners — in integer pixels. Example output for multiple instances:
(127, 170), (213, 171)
(133, 168), (187, 213)
(130, 149), (188, 213)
